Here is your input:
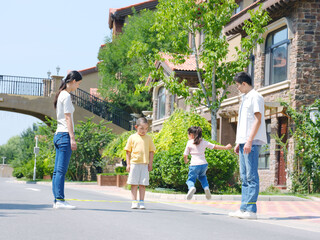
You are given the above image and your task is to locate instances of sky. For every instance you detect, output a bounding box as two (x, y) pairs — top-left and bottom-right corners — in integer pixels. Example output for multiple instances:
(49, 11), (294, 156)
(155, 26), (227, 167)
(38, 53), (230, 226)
(0, 0), (144, 145)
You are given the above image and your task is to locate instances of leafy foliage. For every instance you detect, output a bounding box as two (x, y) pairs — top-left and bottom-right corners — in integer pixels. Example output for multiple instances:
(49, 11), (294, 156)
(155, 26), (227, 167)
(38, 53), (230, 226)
(280, 99), (320, 193)
(98, 9), (174, 113)
(68, 117), (115, 181)
(9, 117), (114, 181)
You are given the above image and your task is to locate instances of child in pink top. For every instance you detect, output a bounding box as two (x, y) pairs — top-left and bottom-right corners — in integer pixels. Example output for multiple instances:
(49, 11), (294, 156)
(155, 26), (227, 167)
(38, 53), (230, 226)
(183, 126), (232, 200)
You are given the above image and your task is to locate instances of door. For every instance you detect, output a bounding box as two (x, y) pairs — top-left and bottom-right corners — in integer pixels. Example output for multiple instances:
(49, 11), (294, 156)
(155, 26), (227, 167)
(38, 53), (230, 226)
(277, 117), (288, 185)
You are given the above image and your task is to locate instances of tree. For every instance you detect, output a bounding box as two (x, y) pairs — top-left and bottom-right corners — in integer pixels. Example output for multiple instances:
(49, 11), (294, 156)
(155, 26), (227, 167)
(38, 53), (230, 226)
(68, 117), (115, 181)
(132, 0), (270, 141)
(98, 9), (174, 114)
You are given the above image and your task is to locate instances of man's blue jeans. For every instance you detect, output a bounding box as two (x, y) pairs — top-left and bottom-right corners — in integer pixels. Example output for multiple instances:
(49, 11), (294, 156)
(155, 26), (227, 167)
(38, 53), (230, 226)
(239, 144), (261, 213)
(186, 164), (209, 190)
(52, 132), (72, 202)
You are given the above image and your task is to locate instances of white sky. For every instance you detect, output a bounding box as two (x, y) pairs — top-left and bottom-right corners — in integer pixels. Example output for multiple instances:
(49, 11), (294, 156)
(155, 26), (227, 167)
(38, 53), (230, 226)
(0, 0), (144, 145)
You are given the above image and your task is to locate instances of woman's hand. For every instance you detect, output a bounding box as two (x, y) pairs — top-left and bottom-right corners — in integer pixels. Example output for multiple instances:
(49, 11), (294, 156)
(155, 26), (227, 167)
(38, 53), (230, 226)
(70, 139), (77, 151)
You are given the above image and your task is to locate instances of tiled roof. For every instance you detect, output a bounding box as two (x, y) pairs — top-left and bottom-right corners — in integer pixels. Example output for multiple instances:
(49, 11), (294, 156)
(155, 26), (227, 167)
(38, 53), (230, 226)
(159, 53), (202, 72)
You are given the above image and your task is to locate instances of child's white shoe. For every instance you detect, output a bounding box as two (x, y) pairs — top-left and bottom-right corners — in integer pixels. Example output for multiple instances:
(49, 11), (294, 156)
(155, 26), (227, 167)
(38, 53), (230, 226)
(186, 187), (196, 200)
(139, 201), (146, 210)
(204, 187), (211, 200)
(131, 201), (139, 209)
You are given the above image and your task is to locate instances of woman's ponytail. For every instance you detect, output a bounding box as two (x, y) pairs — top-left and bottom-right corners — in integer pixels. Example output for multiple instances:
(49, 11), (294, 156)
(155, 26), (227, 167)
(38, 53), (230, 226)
(53, 70), (82, 109)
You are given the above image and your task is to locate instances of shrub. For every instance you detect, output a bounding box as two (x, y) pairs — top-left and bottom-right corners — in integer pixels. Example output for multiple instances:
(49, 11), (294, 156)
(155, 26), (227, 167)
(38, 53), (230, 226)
(115, 166), (126, 174)
(103, 109), (238, 192)
(151, 109), (238, 192)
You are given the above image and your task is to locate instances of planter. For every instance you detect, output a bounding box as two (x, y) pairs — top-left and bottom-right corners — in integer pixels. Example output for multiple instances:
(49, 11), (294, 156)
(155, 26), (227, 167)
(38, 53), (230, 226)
(97, 175), (128, 187)
(116, 174), (128, 187)
(43, 175), (51, 180)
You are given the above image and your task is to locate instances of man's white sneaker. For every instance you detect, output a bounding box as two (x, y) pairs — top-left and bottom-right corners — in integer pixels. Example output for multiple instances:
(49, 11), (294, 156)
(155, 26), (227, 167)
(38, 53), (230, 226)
(204, 188), (211, 200)
(139, 202), (146, 210)
(131, 201), (139, 209)
(54, 201), (76, 210)
(186, 187), (196, 200)
(238, 211), (257, 220)
(228, 209), (245, 218)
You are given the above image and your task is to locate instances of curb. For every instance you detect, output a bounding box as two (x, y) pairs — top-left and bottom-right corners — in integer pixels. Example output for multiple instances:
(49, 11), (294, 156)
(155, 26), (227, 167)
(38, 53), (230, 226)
(9, 179), (310, 201)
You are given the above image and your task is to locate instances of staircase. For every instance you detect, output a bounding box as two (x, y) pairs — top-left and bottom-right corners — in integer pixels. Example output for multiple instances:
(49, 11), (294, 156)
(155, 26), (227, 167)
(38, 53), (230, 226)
(71, 88), (132, 130)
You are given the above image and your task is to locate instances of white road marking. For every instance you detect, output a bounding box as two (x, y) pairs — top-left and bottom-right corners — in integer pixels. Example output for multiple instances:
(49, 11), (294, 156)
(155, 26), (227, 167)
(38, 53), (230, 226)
(25, 188), (40, 192)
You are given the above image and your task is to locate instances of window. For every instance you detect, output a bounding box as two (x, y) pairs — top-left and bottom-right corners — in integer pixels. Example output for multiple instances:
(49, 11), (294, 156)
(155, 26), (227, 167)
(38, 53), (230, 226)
(157, 87), (166, 119)
(170, 94), (175, 114)
(247, 54), (255, 86)
(259, 119), (271, 169)
(234, 0), (243, 14)
(265, 27), (289, 86)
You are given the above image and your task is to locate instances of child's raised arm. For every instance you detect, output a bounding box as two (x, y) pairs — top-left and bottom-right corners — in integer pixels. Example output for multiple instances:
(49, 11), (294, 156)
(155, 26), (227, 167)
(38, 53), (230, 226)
(214, 144), (232, 150)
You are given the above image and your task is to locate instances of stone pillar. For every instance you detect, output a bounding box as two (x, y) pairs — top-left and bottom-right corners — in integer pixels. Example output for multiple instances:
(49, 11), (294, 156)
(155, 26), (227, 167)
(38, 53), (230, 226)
(50, 75), (64, 95)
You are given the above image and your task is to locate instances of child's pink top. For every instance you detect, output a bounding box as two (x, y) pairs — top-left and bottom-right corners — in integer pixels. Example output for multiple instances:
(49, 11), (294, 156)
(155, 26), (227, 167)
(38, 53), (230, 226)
(183, 139), (215, 166)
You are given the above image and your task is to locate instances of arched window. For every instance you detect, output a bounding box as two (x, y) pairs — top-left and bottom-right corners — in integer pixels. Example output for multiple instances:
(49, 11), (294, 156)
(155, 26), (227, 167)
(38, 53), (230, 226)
(157, 87), (166, 119)
(264, 27), (290, 86)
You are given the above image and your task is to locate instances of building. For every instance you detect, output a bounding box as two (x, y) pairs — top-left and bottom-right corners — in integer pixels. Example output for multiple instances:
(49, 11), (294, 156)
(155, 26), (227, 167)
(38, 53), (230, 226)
(149, 0), (320, 191)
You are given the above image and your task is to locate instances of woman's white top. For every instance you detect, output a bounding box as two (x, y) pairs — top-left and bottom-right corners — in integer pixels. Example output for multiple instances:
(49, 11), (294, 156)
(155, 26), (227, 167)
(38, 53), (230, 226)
(56, 90), (74, 133)
(184, 139), (215, 166)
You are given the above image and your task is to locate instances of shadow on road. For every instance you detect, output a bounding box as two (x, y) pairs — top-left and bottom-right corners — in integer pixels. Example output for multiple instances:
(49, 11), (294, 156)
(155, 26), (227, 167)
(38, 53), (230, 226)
(263, 216), (320, 221)
(0, 203), (51, 210)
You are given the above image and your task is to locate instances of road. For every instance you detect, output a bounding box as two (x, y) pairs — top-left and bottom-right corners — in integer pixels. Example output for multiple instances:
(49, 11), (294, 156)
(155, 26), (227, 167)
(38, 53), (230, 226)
(0, 178), (319, 240)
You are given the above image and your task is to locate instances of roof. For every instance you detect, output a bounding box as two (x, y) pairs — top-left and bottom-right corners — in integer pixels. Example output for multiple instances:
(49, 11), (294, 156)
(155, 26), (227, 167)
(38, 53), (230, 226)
(79, 66), (98, 75)
(224, 0), (297, 36)
(157, 53), (202, 72)
(108, 0), (158, 29)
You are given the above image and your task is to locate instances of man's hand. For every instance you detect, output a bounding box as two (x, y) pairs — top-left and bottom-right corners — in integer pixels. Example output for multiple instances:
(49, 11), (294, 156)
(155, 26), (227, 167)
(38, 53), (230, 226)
(234, 144), (240, 155)
(243, 141), (252, 154)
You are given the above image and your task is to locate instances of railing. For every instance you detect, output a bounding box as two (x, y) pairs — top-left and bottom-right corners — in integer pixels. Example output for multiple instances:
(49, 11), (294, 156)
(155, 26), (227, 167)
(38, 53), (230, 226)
(0, 75), (51, 96)
(71, 88), (132, 130)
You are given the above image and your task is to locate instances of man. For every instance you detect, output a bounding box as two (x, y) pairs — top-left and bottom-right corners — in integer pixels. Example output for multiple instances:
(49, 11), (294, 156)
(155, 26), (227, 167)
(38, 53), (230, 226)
(229, 72), (267, 220)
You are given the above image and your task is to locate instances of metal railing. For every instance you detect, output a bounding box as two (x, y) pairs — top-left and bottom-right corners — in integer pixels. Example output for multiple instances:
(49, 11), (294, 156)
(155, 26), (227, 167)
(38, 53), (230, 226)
(0, 75), (51, 96)
(71, 88), (132, 130)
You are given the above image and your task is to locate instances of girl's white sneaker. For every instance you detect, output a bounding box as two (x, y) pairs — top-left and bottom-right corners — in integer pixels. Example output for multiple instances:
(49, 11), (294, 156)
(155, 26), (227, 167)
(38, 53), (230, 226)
(186, 187), (196, 200)
(204, 188), (211, 200)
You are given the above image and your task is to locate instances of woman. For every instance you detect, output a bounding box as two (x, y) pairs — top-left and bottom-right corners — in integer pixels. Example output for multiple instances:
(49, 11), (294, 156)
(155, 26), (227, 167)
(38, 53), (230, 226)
(52, 70), (82, 210)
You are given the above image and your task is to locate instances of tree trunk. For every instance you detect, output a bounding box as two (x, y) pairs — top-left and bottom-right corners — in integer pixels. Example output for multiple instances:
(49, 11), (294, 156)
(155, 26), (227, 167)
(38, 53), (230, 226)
(211, 110), (217, 141)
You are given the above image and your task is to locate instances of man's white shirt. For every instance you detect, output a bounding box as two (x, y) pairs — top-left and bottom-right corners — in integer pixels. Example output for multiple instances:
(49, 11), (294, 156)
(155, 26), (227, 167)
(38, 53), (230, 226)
(236, 89), (267, 145)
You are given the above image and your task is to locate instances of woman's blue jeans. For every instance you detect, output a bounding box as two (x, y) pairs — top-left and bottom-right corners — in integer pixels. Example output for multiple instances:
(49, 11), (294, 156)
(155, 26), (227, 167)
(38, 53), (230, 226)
(239, 144), (261, 213)
(52, 132), (72, 202)
(186, 164), (209, 190)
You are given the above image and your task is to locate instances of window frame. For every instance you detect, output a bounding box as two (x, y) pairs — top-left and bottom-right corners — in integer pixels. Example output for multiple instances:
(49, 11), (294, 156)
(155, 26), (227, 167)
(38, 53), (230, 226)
(258, 119), (271, 170)
(264, 27), (290, 86)
(157, 87), (166, 120)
